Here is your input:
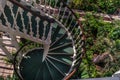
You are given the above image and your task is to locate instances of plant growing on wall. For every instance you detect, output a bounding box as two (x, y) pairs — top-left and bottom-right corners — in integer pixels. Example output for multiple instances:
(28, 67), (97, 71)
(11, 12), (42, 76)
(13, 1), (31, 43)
(73, 13), (120, 78)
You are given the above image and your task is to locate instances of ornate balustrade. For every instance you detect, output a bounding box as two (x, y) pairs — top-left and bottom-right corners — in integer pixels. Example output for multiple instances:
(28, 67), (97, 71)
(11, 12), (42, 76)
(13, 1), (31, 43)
(0, 0), (85, 80)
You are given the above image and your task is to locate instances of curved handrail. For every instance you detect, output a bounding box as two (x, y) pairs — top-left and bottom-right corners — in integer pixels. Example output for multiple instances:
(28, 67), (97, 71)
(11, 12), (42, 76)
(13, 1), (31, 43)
(8, 0), (55, 23)
(5, 0), (86, 79)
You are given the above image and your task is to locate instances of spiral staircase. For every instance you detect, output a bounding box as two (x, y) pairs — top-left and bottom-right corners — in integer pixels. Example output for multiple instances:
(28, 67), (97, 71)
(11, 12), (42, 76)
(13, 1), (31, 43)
(0, 0), (85, 80)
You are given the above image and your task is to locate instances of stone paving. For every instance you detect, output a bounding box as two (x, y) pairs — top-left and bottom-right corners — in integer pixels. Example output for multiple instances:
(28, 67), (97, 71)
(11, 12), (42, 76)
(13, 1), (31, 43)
(0, 35), (14, 78)
(0, 48), (13, 78)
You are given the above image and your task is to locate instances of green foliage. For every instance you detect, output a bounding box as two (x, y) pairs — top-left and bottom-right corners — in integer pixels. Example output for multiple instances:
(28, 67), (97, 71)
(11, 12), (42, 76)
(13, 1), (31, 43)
(74, 13), (120, 79)
(71, 0), (120, 14)
(109, 27), (120, 40)
(0, 76), (4, 80)
(115, 40), (120, 51)
(0, 74), (19, 80)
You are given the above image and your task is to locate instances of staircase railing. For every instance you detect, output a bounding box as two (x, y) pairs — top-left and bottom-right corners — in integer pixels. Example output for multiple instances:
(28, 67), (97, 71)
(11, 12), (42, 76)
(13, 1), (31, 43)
(0, 0), (85, 79)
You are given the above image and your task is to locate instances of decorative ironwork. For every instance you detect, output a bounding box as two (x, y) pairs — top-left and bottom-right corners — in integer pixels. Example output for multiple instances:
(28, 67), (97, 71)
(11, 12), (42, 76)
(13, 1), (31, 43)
(0, 0), (85, 80)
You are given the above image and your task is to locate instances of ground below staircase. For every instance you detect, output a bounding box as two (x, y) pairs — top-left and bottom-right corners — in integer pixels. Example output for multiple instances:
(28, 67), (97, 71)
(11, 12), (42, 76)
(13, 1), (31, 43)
(0, 35), (13, 78)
